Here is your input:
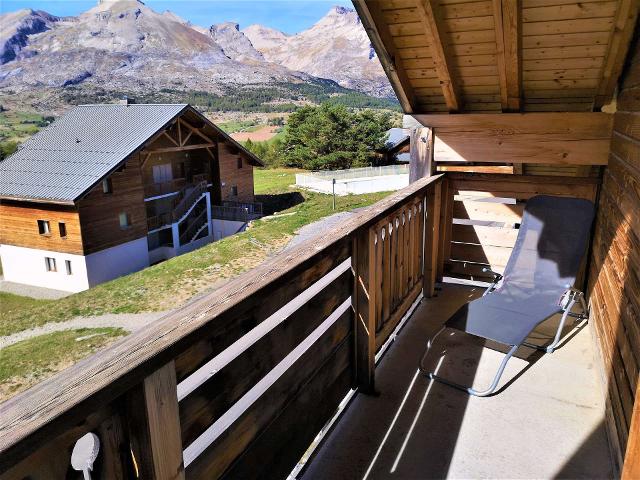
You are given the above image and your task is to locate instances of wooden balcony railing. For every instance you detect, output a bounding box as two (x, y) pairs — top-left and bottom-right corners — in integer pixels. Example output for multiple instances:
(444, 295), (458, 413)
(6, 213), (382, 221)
(0, 174), (445, 480)
(211, 201), (263, 223)
(144, 177), (187, 198)
(147, 212), (173, 231)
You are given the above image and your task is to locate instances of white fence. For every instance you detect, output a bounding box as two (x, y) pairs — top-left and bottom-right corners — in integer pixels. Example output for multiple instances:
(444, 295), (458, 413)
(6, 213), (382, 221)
(295, 165), (410, 196)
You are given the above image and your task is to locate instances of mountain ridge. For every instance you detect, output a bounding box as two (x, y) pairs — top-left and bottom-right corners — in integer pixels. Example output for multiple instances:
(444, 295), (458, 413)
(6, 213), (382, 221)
(0, 1), (394, 113)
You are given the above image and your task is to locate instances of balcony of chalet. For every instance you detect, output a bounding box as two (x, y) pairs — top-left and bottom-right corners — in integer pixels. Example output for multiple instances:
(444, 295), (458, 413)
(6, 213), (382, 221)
(0, 164), (632, 479)
(2, 1), (640, 479)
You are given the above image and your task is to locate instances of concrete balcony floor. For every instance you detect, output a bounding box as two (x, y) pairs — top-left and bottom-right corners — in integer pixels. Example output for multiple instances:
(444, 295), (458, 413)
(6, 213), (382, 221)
(302, 283), (613, 479)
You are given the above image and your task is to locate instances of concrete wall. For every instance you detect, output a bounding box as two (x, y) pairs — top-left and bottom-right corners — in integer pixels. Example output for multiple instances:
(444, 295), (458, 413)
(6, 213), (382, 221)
(296, 173), (409, 196)
(85, 237), (149, 288)
(212, 219), (247, 241)
(0, 244), (90, 292)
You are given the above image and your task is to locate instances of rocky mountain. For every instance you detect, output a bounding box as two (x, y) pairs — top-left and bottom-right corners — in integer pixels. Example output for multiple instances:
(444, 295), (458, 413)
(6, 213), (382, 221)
(0, 1), (394, 113)
(0, 9), (59, 64)
(209, 22), (264, 63)
(243, 6), (391, 97)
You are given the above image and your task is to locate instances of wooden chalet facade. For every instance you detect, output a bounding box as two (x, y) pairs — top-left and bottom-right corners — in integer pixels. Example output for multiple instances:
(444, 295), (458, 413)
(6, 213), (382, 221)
(1, 2), (640, 480)
(0, 103), (263, 292)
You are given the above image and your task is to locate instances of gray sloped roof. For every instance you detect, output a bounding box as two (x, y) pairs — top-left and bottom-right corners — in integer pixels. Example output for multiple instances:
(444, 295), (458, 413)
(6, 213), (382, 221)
(383, 128), (410, 151)
(0, 104), (188, 204)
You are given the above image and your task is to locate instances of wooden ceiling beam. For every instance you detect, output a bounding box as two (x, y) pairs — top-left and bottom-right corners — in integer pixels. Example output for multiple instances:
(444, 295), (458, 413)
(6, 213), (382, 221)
(415, 0), (461, 112)
(493, 0), (521, 112)
(179, 118), (216, 144)
(352, 0), (418, 113)
(143, 143), (216, 154)
(594, 0), (639, 109)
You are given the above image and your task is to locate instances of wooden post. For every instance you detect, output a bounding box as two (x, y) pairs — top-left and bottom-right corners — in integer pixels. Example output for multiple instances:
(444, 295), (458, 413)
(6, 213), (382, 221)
(127, 361), (185, 480)
(409, 127), (434, 183)
(436, 178), (450, 281)
(423, 182), (442, 298)
(352, 229), (377, 394)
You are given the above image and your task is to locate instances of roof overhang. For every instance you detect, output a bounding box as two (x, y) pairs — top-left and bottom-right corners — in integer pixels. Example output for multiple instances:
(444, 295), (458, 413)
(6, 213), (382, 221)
(353, 0), (639, 115)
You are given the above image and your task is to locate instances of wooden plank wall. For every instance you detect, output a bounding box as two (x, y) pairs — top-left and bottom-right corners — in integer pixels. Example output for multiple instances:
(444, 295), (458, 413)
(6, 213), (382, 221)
(218, 143), (256, 203)
(78, 154), (147, 255)
(413, 112), (613, 166)
(588, 31), (640, 477)
(0, 201), (83, 255)
(444, 173), (599, 282)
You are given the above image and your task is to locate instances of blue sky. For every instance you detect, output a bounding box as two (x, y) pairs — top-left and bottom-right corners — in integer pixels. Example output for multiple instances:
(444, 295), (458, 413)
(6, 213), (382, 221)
(1, 0), (354, 34)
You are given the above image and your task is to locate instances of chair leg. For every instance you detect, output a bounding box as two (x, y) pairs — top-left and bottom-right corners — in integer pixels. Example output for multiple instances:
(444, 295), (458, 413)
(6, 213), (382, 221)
(419, 326), (518, 397)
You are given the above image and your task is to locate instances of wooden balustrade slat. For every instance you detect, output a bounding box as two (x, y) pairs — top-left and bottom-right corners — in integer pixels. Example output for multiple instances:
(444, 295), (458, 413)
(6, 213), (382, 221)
(417, 200), (425, 284)
(375, 229), (384, 333)
(178, 268), (352, 448)
(185, 310), (352, 478)
(398, 209), (405, 298)
(406, 205), (412, 291)
(382, 222), (392, 323)
(391, 213), (400, 311)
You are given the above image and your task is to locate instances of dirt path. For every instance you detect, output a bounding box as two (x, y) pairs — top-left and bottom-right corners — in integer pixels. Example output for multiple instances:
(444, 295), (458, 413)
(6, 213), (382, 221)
(0, 311), (167, 349)
(230, 125), (278, 142)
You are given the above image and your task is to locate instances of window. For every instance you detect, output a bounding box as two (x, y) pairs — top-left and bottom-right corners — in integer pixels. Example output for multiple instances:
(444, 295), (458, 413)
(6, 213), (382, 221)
(102, 178), (113, 194)
(65, 260), (72, 275)
(45, 257), (56, 272)
(59, 222), (67, 238)
(152, 163), (173, 184)
(231, 185), (238, 196)
(237, 157), (243, 169)
(37, 220), (50, 235)
(119, 212), (131, 229)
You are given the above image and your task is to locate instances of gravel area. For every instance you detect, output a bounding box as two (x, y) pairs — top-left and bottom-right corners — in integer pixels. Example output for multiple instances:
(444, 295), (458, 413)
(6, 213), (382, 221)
(285, 211), (356, 250)
(0, 278), (71, 300)
(0, 311), (167, 349)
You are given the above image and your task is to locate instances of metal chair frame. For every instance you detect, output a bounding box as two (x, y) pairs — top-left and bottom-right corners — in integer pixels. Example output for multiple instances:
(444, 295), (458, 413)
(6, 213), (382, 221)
(418, 285), (588, 397)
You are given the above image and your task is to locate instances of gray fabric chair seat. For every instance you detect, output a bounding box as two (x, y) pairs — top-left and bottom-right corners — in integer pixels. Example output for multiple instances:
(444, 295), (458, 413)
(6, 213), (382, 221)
(446, 283), (564, 346)
(445, 195), (595, 347)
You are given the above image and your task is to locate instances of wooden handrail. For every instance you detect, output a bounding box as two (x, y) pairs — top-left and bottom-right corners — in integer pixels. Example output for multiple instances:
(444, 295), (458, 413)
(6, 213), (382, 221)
(0, 173), (444, 477)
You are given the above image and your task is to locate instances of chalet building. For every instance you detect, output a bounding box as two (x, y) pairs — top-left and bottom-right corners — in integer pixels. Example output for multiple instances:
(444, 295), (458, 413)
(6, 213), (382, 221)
(380, 127), (410, 164)
(0, 103), (263, 292)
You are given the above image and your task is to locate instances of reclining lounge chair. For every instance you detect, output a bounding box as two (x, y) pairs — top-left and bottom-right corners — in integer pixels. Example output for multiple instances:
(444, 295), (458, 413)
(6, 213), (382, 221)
(419, 195), (595, 397)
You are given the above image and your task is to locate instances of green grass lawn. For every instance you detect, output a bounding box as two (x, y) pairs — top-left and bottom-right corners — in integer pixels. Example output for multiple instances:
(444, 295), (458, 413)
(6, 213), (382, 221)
(0, 111), (53, 158)
(0, 168), (389, 337)
(217, 119), (260, 133)
(0, 328), (126, 401)
(254, 167), (305, 193)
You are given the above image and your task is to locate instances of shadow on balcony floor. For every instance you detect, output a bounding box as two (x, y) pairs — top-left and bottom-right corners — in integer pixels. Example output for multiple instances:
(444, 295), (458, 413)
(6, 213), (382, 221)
(301, 283), (613, 479)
